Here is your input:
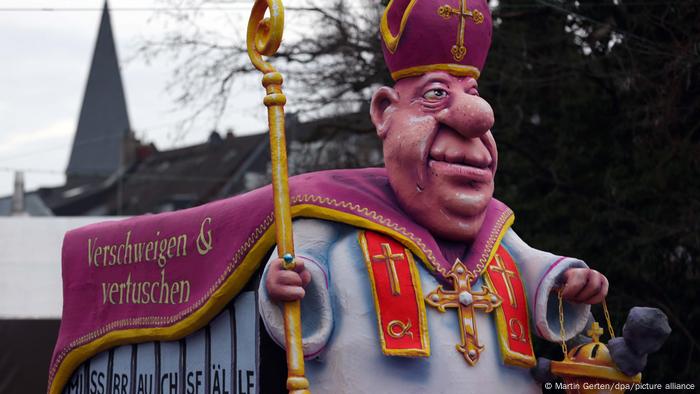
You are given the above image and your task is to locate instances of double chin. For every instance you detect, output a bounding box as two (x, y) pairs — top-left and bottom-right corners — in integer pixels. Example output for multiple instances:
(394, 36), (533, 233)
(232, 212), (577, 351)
(438, 208), (489, 242)
(410, 197), (490, 242)
(395, 176), (493, 242)
(434, 180), (493, 240)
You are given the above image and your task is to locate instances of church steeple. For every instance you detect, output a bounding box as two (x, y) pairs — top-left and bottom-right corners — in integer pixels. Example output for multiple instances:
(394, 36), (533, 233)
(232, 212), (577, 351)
(66, 0), (131, 183)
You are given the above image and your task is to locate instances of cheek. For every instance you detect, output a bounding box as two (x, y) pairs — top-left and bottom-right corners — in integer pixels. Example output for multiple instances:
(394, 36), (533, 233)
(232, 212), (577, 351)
(406, 113), (435, 128)
(393, 116), (437, 157)
(384, 138), (419, 173)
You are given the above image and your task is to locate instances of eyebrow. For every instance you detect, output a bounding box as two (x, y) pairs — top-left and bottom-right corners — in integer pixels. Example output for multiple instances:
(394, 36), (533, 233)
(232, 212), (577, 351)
(419, 75), (452, 86)
(413, 75), (452, 97)
(414, 74), (478, 92)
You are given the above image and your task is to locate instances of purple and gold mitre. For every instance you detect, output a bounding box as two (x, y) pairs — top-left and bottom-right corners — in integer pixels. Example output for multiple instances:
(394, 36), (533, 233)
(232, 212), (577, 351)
(381, 0), (493, 80)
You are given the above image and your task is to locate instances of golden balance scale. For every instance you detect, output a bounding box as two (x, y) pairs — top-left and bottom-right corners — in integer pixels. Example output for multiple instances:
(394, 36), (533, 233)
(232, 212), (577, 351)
(551, 290), (641, 394)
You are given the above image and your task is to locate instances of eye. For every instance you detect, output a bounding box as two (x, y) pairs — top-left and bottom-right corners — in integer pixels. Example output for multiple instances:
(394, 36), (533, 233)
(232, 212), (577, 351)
(423, 88), (448, 101)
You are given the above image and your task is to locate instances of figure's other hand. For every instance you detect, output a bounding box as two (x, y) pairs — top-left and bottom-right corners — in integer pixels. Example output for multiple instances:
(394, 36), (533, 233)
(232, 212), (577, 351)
(265, 258), (312, 302)
(560, 268), (609, 304)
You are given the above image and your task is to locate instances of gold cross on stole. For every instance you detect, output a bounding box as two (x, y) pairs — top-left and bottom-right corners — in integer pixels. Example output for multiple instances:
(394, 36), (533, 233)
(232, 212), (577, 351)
(426, 260), (502, 365)
(372, 243), (404, 295)
(489, 255), (517, 307)
(438, 0), (485, 61)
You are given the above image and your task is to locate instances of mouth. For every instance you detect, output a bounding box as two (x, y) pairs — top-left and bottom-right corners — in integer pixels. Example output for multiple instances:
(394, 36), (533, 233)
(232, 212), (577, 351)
(419, 123), (495, 187)
(427, 157), (493, 184)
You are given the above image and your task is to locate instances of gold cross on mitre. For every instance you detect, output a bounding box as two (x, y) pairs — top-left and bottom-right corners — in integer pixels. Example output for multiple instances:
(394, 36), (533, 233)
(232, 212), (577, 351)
(372, 243), (404, 296)
(438, 0), (485, 61)
(425, 260), (502, 365)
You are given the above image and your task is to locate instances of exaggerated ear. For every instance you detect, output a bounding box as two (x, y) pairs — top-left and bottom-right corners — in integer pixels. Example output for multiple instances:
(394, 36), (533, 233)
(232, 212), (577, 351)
(370, 86), (400, 139)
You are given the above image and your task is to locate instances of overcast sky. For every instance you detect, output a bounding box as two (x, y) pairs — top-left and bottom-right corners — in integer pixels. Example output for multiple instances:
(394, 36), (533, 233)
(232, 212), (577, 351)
(0, 0), (284, 197)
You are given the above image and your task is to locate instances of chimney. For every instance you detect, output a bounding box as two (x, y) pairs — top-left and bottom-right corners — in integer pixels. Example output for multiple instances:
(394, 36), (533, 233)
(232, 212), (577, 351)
(10, 171), (29, 217)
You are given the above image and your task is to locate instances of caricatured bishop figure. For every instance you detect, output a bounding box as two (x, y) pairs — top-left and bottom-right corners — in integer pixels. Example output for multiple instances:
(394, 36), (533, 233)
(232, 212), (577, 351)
(261, 0), (609, 392)
(49, 2), (676, 394)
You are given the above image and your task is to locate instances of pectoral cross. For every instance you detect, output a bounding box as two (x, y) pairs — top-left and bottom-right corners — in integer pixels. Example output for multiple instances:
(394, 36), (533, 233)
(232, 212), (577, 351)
(489, 255), (517, 307)
(438, 0), (485, 61)
(426, 260), (502, 365)
(372, 243), (404, 296)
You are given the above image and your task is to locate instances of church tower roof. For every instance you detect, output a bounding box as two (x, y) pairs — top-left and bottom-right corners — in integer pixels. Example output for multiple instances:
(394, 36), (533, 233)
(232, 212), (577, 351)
(66, 0), (131, 183)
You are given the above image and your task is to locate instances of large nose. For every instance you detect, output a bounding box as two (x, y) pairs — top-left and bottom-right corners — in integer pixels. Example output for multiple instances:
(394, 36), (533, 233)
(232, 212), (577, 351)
(436, 92), (495, 138)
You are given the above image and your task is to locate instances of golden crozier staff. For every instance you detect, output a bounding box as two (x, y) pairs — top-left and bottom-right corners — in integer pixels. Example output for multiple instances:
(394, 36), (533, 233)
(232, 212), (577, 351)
(246, 1), (311, 393)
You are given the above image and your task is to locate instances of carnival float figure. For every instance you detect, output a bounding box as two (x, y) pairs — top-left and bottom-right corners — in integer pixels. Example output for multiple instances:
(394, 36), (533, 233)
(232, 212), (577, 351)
(48, 1), (669, 394)
(261, 0), (606, 392)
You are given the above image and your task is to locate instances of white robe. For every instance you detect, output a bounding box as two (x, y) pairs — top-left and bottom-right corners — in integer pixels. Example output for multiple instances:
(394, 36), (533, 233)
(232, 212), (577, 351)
(259, 219), (590, 394)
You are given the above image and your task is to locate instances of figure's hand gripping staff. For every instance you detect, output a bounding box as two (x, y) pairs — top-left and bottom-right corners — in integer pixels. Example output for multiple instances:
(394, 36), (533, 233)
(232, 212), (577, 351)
(247, 1), (311, 393)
